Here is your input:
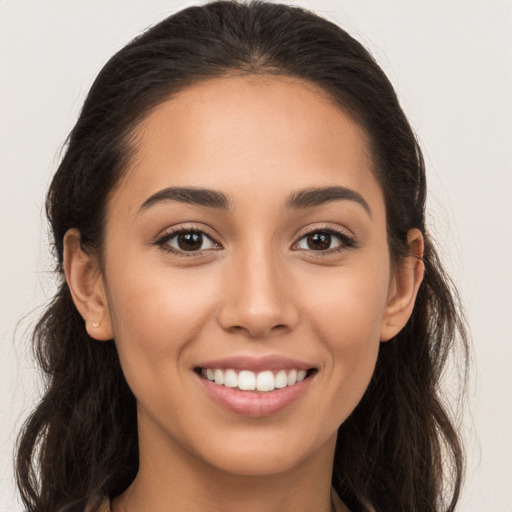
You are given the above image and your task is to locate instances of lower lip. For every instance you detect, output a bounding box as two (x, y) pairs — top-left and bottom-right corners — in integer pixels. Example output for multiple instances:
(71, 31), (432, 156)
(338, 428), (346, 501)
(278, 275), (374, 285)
(197, 372), (314, 417)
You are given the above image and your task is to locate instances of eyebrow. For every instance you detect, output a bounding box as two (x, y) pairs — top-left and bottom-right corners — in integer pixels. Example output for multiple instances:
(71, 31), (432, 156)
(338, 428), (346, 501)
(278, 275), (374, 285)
(139, 187), (230, 212)
(138, 185), (371, 217)
(286, 186), (372, 216)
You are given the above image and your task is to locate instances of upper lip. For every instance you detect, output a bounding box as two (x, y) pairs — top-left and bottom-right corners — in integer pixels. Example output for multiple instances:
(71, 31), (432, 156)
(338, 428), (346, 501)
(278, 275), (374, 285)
(195, 355), (315, 373)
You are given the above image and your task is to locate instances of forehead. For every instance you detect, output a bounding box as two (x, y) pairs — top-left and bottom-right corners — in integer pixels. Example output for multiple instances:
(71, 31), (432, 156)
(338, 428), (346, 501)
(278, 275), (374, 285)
(113, 75), (383, 215)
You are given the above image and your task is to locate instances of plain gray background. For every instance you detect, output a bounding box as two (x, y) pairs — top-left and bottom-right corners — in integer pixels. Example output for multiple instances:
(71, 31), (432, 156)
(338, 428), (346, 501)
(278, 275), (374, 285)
(1, 0), (511, 510)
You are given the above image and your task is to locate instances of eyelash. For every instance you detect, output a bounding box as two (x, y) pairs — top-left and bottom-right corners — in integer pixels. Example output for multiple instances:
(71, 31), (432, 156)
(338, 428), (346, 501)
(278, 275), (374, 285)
(154, 225), (358, 258)
(293, 226), (358, 255)
(154, 225), (220, 257)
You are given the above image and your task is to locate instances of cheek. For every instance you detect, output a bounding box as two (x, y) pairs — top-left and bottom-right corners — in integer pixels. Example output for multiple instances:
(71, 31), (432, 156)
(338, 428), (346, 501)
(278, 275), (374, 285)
(104, 265), (221, 389)
(300, 264), (389, 406)
(304, 263), (389, 342)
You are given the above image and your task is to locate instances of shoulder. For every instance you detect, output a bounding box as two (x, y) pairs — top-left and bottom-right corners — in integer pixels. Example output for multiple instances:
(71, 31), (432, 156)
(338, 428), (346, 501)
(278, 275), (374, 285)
(331, 488), (351, 512)
(85, 497), (110, 512)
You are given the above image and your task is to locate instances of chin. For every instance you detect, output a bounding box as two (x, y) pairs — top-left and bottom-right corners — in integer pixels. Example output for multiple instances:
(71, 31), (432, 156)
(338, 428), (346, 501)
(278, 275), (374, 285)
(187, 425), (337, 478)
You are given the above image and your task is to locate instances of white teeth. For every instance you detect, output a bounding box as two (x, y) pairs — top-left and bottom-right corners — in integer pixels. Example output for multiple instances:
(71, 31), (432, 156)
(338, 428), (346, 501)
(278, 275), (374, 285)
(256, 370), (275, 392)
(201, 368), (311, 392)
(275, 370), (288, 388)
(224, 369), (238, 388)
(287, 369), (297, 386)
(238, 370), (256, 390)
(297, 370), (307, 382)
(214, 368), (224, 385)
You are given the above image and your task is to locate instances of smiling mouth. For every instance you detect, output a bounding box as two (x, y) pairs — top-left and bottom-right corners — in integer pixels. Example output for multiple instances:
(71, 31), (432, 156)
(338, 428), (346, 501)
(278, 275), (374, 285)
(196, 367), (317, 393)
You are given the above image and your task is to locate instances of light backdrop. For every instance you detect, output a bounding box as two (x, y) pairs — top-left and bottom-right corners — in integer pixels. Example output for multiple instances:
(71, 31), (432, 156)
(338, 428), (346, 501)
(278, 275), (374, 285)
(1, 1), (511, 510)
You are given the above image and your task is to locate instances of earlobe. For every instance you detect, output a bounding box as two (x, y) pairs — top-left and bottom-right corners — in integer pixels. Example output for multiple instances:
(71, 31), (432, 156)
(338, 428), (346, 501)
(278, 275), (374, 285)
(380, 229), (425, 342)
(63, 228), (114, 341)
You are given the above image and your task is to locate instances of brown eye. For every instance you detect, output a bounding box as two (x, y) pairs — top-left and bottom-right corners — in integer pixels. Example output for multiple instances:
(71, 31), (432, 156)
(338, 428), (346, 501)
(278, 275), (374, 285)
(306, 232), (331, 251)
(159, 229), (219, 254)
(295, 229), (355, 253)
(177, 231), (204, 251)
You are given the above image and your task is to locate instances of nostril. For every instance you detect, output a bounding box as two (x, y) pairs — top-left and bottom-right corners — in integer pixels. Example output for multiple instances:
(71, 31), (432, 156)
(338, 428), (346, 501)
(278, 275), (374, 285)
(217, 291), (299, 338)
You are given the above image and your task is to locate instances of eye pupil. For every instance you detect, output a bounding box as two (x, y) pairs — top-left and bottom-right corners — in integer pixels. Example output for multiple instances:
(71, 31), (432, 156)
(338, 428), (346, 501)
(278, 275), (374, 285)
(307, 232), (331, 250)
(177, 231), (203, 251)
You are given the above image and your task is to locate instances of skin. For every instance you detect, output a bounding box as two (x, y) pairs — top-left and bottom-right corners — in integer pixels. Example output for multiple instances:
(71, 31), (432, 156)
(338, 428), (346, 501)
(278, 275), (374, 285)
(64, 75), (424, 512)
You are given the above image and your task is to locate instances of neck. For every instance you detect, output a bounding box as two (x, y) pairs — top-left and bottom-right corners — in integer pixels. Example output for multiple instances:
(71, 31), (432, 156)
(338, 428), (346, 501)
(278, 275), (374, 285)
(113, 414), (338, 512)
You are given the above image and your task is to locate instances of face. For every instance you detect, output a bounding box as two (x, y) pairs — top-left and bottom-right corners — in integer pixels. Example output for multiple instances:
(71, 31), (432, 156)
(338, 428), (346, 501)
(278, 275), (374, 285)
(92, 76), (406, 477)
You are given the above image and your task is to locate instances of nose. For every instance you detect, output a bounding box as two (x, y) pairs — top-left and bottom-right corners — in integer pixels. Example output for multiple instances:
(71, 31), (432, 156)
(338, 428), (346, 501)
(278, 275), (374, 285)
(217, 246), (299, 339)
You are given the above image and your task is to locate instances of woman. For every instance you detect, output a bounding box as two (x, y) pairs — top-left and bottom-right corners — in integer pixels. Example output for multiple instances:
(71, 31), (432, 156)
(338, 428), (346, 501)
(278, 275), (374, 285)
(15, 1), (468, 511)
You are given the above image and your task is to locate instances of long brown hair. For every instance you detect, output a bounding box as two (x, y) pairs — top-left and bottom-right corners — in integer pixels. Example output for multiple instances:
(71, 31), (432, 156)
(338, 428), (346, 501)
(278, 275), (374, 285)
(16, 2), (468, 511)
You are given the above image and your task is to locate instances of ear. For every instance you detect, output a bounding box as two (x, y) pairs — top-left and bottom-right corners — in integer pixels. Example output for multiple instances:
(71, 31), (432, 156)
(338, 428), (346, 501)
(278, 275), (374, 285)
(380, 228), (425, 342)
(63, 228), (114, 341)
